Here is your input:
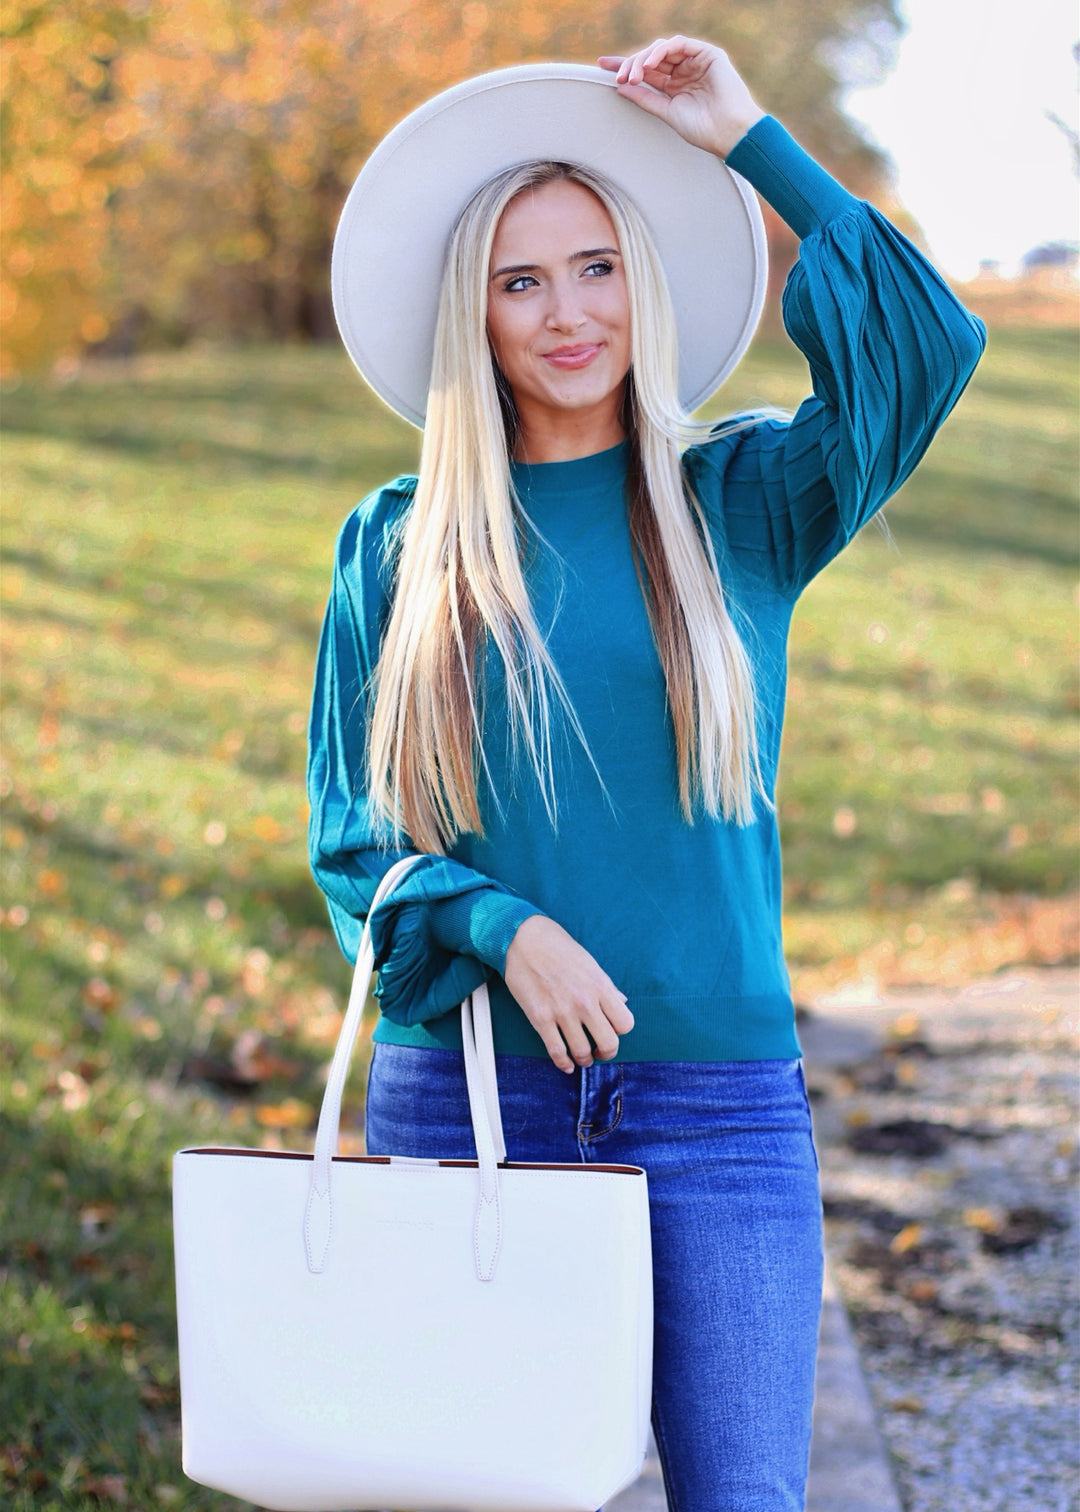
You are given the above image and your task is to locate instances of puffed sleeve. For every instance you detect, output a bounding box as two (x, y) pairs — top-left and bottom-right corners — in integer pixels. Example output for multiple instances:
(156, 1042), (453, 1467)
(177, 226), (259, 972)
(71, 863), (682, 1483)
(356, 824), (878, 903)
(306, 479), (544, 1025)
(687, 114), (988, 599)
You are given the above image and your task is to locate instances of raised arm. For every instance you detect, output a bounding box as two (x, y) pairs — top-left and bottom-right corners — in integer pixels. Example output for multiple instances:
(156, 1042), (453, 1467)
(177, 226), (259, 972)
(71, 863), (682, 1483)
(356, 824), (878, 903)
(602, 35), (988, 600)
(306, 481), (544, 1024)
(695, 114), (986, 597)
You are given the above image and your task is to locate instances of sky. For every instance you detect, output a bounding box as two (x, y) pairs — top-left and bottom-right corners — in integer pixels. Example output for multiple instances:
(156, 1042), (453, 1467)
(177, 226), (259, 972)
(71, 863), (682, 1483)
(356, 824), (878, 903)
(840, 0), (1078, 281)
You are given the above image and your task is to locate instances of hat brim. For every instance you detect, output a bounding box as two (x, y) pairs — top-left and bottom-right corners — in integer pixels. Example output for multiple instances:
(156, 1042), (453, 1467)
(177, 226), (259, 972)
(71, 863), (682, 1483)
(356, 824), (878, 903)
(331, 63), (768, 429)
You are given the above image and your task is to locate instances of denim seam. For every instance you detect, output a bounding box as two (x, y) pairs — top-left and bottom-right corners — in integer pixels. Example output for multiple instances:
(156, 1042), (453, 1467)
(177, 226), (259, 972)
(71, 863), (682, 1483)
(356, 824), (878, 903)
(796, 1060), (821, 1176)
(575, 1066), (590, 1162)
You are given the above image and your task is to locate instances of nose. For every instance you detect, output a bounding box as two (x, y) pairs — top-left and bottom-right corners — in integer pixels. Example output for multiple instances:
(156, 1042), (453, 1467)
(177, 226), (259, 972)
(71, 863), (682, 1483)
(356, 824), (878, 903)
(545, 276), (587, 334)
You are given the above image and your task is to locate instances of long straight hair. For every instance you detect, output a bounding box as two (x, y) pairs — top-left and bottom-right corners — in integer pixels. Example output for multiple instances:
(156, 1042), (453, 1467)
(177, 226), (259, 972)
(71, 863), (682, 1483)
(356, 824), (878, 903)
(366, 160), (796, 855)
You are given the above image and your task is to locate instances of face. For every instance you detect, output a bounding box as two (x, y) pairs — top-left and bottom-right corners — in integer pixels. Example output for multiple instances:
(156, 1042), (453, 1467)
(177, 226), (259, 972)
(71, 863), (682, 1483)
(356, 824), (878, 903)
(486, 178), (632, 449)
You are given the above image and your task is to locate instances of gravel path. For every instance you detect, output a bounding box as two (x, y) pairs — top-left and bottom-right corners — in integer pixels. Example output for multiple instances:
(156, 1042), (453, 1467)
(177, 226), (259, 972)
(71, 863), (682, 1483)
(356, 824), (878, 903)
(800, 965), (1079, 1512)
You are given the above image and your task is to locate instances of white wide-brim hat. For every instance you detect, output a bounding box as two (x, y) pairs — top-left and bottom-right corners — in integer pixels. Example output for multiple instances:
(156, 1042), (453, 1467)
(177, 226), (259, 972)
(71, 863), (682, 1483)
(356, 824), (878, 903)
(331, 62), (768, 429)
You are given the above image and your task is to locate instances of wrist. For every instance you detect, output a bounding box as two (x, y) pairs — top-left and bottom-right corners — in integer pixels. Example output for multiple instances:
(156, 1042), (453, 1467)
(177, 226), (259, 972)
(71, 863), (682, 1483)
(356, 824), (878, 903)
(715, 105), (767, 159)
(503, 909), (548, 970)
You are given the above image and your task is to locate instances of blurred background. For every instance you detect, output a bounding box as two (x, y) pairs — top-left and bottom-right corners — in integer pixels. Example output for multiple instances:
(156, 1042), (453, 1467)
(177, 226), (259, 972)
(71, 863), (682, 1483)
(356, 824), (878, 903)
(0, 0), (912, 373)
(1, 1), (1077, 1507)
(3, 0), (1074, 377)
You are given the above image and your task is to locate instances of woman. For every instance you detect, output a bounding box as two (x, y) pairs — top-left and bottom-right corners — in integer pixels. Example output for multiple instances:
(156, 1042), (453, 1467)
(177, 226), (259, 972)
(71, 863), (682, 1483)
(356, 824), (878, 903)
(308, 36), (987, 1509)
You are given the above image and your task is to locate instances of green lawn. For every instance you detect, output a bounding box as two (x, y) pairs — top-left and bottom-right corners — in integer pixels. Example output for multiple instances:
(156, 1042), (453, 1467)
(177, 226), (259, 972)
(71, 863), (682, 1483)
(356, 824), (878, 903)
(1, 326), (1077, 1507)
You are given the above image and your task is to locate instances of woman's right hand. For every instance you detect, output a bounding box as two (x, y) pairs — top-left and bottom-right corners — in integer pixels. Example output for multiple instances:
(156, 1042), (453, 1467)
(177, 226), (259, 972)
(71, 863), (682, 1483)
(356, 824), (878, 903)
(503, 914), (634, 1073)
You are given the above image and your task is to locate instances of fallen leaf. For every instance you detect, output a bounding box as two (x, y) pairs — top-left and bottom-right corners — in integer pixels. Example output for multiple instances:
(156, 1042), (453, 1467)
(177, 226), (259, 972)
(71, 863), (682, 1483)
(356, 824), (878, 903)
(843, 1108), (871, 1127)
(83, 978), (117, 1012)
(79, 1202), (117, 1232)
(2, 1442), (29, 1478)
(889, 1222), (924, 1254)
(962, 1206), (1003, 1233)
(81, 1471), (128, 1503)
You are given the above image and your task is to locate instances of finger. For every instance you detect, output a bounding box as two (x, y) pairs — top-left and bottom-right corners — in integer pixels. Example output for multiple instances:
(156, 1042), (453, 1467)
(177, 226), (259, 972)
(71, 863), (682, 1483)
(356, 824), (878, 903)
(612, 78), (673, 122)
(528, 1007), (577, 1074)
(582, 1007), (620, 1061)
(597, 55), (624, 71)
(638, 34), (704, 85)
(604, 991), (635, 1035)
(617, 41), (664, 85)
(638, 36), (691, 82)
(628, 42), (664, 85)
(544, 1026), (577, 1074)
(557, 1010), (597, 1068)
(646, 32), (698, 65)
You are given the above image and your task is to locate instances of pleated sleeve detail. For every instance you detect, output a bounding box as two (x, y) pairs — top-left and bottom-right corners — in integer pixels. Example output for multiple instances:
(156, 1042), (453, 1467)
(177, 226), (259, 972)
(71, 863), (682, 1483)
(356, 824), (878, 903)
(693, 120), (988, 599)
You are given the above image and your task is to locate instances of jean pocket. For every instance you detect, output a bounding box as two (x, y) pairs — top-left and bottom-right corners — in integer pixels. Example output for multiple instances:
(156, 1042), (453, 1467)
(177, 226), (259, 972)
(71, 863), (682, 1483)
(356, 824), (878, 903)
(795, 1060), (821, 1175)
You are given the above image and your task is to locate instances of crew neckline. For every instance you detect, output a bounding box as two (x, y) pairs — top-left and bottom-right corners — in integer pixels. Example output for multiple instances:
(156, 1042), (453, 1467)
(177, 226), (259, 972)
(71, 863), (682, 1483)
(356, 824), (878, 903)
(510, 438), (630, 496)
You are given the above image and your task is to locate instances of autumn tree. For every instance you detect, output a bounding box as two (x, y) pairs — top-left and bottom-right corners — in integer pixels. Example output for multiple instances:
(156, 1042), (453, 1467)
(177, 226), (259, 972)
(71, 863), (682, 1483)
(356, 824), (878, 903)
(1, 0), (905, 376)
(1, 1), (148, 376)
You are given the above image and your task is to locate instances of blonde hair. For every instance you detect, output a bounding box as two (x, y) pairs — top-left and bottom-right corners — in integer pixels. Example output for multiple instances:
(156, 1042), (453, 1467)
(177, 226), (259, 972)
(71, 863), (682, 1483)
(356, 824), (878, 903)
(367, 159), (796, 855)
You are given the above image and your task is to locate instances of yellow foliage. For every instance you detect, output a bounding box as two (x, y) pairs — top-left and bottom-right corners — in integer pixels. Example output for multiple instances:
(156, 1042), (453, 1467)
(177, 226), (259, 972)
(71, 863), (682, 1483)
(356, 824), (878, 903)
(2, 0), (896, 374)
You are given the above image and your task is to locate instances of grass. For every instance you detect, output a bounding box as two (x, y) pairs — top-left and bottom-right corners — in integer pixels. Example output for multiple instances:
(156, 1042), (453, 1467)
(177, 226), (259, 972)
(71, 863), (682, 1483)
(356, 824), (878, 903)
(1, 324), (1077, 1507)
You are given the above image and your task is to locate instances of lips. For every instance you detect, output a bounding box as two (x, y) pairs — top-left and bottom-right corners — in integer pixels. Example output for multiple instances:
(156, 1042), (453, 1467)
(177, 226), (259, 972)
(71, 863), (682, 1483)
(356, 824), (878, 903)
(542, 343), (601, 370)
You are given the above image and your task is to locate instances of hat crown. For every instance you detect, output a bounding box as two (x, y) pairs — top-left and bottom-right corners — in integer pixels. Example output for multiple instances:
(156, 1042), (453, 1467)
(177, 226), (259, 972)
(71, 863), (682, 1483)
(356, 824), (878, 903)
(331, 63), (768, 427)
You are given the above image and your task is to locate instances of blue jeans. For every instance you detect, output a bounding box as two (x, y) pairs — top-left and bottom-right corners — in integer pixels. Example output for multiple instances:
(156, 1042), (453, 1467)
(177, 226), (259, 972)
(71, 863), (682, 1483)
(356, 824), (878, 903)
(365, 1043), (824, 1511)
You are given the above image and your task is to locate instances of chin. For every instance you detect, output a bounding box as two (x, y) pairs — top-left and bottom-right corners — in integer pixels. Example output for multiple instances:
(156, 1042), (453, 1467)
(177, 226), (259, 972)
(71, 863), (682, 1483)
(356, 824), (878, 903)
(553, 389), (611, 413)
(546, 375), (620, 411)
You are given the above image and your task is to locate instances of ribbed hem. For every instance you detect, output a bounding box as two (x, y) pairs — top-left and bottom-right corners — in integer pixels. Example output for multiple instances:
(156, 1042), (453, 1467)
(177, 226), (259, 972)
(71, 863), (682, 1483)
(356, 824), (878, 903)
(724, 113), (862, 240)
(372, 980), (804, 1062)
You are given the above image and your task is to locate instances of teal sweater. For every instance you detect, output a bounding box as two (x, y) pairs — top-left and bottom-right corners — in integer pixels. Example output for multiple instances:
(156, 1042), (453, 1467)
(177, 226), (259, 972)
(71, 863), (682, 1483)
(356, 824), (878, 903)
(307, 113), (987, 1061)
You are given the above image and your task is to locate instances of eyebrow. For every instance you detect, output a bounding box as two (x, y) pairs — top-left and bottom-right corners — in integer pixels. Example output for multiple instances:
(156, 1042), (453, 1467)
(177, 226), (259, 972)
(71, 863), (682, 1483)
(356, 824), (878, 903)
(490, 247), (621, 279)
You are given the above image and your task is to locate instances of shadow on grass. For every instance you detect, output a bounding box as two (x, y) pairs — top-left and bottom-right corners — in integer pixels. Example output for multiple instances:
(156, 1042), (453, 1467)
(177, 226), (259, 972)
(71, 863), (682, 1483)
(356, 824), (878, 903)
(2, 543), (327, 650)
(2, 381), (417, 488)
(0, 1105), (244, 1509)
(11, 810), (332, 926)
(885, 470), (1077, 571)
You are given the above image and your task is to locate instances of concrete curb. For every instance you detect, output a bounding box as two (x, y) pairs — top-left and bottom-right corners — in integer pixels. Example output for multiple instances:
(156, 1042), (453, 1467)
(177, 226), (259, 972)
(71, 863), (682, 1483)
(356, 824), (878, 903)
(806, 1251), (905, 1512)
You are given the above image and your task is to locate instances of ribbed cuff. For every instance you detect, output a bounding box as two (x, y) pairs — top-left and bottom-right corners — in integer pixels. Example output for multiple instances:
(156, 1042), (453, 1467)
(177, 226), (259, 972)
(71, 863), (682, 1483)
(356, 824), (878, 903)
(724, 114), (862, 240)
(429, 889), (546, 976)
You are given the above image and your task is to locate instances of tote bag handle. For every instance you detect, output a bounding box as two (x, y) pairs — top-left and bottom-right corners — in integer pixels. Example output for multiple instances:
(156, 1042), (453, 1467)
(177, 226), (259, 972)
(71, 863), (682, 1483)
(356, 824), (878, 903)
(304, 854), (508, 1281)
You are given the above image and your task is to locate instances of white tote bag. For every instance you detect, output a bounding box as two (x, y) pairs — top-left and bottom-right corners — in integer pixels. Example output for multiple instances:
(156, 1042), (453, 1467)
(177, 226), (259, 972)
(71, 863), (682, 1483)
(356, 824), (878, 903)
(172, 855), (654, 1511)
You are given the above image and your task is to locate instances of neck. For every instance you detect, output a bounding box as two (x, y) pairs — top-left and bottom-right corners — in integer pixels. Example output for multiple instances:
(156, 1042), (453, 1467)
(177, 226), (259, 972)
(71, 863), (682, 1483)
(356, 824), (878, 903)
(510, 396), (626, 464)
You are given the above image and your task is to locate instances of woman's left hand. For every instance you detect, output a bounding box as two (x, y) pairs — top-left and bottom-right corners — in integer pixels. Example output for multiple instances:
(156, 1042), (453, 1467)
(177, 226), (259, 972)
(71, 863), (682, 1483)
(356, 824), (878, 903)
(598, 36), (766, 159)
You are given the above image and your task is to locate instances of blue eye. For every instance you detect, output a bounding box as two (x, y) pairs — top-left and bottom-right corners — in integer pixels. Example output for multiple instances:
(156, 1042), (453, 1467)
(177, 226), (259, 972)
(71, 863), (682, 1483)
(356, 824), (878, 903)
(504, 274), (538, 292)
(584, 260), (614, 277)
